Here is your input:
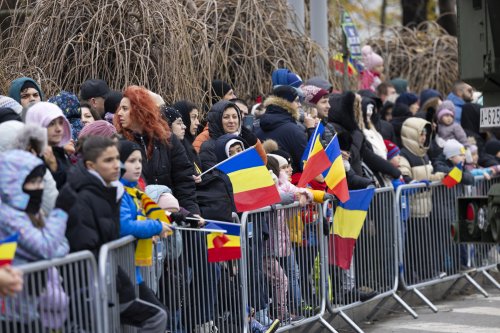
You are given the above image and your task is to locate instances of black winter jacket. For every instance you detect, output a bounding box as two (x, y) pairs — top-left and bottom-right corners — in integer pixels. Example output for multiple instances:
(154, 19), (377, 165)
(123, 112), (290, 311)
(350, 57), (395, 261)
(432, 155), (474, 185)
(133, 133), (200, 214)
(65, 162), (122, 256)
(256, 96), (307, 172)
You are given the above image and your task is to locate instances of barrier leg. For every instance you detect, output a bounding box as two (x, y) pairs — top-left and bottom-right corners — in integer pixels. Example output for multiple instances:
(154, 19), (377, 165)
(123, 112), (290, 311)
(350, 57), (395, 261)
(412, 288), (438, 313)
(481, 270), (500, 290)
(463, 273), (489, 297)
(391, 293), (418, 319)
(337, 310), (364, 333)
(319, 316), (340, 333)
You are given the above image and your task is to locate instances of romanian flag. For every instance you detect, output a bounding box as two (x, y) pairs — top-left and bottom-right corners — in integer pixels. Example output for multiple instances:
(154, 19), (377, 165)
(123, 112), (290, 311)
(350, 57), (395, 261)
(217, 147), (281, 212)
(323, 135), (349, 203)
(0, 233), (18, 267)
(301, 123), (325, 169)
(329, 53), (359, 76)
(442, 162), (463, 188)
(298, 129), (331, 187)
(329, 188), (374, 269)
(205, 221), (241, 262)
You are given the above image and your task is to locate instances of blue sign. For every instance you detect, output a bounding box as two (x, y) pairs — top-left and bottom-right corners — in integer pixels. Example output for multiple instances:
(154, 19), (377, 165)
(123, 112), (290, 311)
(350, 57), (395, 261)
(342, 11), (362, 60)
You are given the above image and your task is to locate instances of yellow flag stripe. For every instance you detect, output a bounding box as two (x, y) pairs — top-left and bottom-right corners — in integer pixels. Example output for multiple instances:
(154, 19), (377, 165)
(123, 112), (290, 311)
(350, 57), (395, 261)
(0, 243), (17, 259)
(324, 156), (346, 187)
(206, 234), (241, 250)
(448, 167), (462, 182)
(333, 207), (367, 239)
(228, 165), (275, 193)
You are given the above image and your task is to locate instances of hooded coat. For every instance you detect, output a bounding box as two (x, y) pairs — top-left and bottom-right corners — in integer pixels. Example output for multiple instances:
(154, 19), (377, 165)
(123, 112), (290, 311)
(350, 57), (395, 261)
(399, 118), (445, 217)
(256, 96), (307, 172)
(0, 150), (69, 265)
(200, 100), (266, 171)
(329, 91), (401, 181)
(390, 103), (413, 147)
(8, 77), (45, 104)
(65, 161), (124, 256)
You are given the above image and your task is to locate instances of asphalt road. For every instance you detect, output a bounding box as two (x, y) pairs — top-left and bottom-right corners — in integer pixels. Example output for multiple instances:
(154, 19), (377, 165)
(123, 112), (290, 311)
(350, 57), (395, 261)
(361, 283), (500, 333)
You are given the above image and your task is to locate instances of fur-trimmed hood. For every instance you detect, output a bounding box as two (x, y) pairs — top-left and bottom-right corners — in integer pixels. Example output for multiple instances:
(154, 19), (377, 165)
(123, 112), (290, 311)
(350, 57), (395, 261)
(328, 91), (363, 132)
(263, 95), (299, 120)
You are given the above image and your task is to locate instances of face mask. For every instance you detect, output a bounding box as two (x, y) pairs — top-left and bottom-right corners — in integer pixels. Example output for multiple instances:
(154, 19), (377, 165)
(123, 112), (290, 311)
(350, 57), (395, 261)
(343, 160), (351, 172)
(24, 189), (43, 214)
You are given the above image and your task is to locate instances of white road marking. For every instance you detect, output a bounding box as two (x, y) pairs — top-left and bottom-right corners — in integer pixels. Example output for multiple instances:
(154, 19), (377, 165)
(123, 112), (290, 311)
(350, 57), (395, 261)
(381, 322), (500, 333)
(452, 306), (500, 316)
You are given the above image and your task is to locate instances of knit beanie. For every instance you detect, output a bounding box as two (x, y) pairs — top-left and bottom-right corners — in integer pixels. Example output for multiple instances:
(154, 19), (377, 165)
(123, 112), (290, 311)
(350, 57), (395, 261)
(361, 45), (383, 70)
(443, 139), (465, 159)
(469, 144), (478, 154)
(272, 85), (298, 103)
(157, 193), (180, 212)
(0, 96), (23, 114)
(271, 69), (303, 88)
(302, 85), (329, 105)
(160, 105), (182, 126)
(384, 139), (400, 160)
(272, 149), (292, 166)
(211, 80), (232, 101)
(438, 100), (456, 113)
(437, 108), (454, 121)
(485, 139), (500, 156)
(25, 102), (72, 146)
(390, 78), (408, 95)
(145, 184), (172, 203)
(419, 89), (442, 106)
(118, 140), (142, 163)
(268, 153), (288, 169)
(104, 91), (123, 114)
(78, 120), (117, 139)
(395, 92), (418, 107)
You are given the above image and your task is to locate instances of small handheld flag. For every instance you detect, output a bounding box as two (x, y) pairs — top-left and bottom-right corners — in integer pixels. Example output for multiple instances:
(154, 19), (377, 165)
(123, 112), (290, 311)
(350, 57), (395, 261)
(301, 122), (325, 169)
(0, 233), (19, 267)
(298, 133), (331, 187)
(442, 162), (463, 188)
(322, 135), (349, 203)
(329, 188), (374, 269)
(205, 221), (241, 263)
(215, 147), (281, 212)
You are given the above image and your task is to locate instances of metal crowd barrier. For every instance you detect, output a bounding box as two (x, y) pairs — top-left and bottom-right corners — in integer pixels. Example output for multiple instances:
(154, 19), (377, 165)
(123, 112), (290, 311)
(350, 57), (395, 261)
(324, 188), (417, 333)
(0, 251), (102, 333)
(240, 202), (336, 333)
(98, 235), (137, 333)
(396, 178), (500, 313)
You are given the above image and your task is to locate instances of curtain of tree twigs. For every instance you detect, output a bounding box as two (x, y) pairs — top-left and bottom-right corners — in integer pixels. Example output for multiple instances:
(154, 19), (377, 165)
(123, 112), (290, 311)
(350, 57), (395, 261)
(367, 21), (459, 94)
(0, 0), (320, 107)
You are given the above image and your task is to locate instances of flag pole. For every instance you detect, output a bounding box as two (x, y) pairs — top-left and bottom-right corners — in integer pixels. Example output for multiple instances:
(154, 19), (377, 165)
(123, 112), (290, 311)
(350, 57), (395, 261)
(198, 147), (257, 177)
(185, 216), (241, 226)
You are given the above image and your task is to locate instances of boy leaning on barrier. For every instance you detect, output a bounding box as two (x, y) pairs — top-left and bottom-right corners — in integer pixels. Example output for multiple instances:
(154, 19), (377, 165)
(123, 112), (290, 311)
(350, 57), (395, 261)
(64, 136), (168, 333)
(433, 139), (474, 186)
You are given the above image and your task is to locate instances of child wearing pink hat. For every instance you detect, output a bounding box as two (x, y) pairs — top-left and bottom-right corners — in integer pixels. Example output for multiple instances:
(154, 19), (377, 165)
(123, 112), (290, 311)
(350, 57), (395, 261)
(360, 45), (384, 92)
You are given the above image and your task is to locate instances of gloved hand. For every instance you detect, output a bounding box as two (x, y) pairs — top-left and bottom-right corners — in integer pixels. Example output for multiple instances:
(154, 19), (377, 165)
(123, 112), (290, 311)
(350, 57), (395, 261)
(418, 179), (431, 186)
(323, 193), (335, 202)
(170, 212), (186, 225)
(55, 184), (77, 213)
(240, 126), (258, 146)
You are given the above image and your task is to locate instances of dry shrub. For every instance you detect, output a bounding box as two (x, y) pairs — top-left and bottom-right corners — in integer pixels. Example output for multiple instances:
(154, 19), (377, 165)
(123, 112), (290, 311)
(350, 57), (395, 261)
(0, 0), (320, 109)
(367, 21), (458, 94)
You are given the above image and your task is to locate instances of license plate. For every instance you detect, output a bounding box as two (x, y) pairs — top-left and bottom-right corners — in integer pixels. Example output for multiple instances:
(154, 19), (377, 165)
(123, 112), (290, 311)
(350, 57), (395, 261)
(480, 106), (500, 128)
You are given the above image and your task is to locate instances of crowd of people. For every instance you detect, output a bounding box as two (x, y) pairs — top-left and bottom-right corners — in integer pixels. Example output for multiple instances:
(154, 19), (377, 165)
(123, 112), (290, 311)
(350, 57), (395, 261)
(0, 48), (500, 332)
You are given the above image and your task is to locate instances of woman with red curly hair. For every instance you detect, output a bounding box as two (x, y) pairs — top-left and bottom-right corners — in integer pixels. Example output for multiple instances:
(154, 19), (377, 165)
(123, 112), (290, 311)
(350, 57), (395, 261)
(115, 85), (201, 217)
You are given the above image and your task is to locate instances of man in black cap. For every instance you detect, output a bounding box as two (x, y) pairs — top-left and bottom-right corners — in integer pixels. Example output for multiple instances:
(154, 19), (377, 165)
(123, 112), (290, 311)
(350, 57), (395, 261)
(80, 79), (110, 118)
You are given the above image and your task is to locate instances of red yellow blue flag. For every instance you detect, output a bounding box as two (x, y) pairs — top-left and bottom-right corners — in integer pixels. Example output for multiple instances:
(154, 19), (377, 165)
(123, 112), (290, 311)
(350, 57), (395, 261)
(442, 162), (463, 188)
(329, 188), (374, 269)
(0, 233), (18, 267)
(323, 135), (349, 203)
(298, 132), (331, 187)
(205, 221), (241, 263)
(216, 147), (281, 212)
(301, 122), (325, 169)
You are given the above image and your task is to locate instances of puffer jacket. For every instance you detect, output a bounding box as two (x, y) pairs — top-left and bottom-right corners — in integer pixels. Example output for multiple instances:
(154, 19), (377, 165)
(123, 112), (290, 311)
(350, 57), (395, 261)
(133, 133), (200, 215)
(399, 117), (445, 218)
(0, 150), (69, 265)
(256, 96), (307, 172)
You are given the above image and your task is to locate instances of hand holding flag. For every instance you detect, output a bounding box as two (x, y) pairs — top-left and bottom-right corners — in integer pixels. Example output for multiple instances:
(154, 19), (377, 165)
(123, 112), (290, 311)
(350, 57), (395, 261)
(442, 162), (463, 188)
